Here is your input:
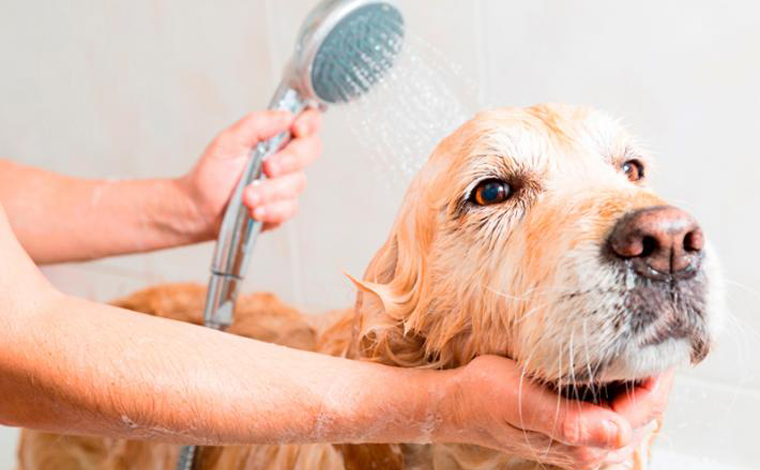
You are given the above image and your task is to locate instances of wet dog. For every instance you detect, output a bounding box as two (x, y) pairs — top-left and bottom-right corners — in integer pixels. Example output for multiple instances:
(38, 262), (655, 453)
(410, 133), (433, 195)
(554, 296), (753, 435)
(18, 104), (724, 470)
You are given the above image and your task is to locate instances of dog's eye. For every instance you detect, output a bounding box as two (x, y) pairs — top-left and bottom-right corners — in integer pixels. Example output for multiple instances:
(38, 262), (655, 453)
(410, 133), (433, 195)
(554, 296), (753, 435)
(470, 179), (511, 206)
(622, 159), (645, 182)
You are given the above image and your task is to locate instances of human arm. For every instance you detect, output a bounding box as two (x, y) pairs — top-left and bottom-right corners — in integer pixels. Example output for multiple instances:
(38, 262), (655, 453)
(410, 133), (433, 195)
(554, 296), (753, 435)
(0, 199), (642, 468)
(0, 109), (321, 264)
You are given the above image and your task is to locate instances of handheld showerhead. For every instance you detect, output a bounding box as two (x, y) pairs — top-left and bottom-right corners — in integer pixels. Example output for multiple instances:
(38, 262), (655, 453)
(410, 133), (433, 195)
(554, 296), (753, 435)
(177, 6), (404, 468)
(202, 0), (404, 333)
(293, 0), (404, 104)
(177, 6), (404, 466)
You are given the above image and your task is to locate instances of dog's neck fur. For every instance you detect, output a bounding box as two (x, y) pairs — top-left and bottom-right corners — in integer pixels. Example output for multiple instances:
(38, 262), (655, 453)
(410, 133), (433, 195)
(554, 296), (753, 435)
(337, 247), (633, 470)
(344, 174), (488, 371)
(335, 227), (537, 470)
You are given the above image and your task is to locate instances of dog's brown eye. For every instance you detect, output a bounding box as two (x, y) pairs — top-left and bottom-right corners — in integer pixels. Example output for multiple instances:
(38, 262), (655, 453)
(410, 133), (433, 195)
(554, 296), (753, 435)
(471, 179), (511, 206)
(622, 159), (644, 182)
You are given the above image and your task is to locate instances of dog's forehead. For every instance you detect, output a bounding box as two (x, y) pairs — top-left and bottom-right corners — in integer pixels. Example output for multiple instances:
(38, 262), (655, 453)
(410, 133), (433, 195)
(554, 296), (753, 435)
(415, 103), (643, 203)
(440, 104), (634, 173)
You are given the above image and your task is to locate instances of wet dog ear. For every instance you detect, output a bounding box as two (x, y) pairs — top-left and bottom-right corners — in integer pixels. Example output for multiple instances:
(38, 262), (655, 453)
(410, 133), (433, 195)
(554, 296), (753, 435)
(347, 234), (401, 322)
(364, 233), (400, 285)
(345, 198), (435, 366)
(346, 235), (410, 359)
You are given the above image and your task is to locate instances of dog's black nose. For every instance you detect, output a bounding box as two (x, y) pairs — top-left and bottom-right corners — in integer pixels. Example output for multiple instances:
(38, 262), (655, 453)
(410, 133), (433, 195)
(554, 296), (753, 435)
(608, 206), (703, 280)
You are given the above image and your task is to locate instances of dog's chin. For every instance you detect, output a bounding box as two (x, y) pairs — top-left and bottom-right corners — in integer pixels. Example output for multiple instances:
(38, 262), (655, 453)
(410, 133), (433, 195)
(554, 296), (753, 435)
(548, 337), (694, 405)
(597, 336), (693, 383)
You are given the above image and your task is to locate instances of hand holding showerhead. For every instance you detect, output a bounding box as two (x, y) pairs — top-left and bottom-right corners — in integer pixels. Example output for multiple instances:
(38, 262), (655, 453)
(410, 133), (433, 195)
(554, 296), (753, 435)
(179, 2), (404, 468)
(203, 0), (405, 331)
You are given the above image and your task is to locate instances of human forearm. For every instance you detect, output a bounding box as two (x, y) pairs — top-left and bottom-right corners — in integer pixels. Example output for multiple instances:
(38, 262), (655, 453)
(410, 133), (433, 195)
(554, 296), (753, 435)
(0, 110), (321, 264)
(0, 290), (438, 445)
(0, 286), (644, 469)
(0, 159), (208, 264)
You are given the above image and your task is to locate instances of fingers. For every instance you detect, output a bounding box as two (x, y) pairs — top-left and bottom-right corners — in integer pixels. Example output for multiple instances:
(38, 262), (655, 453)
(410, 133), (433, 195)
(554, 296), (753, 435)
(243, 176), (301, 225)
(491, 427), (632, 470)
(513, 378), (632, 450)
(447, 357), (644, 469)
(512, 435), (620, 470)
(237, 109), (320, 229)
(218, 108), (321, 151)
(292, 108), (322, 138)
(611, 371), (674, 429)
(248, 198), (299, 226)
(262, 108), (322, 177)
(561, 445), (626, 470)
(457, 356), (632, 451)
(601, 445), (636, 466)
(244, 173), (307, 208)
(263, 131), (322, 178)
(222, 110), (295, 148)
(215, 108), (321, 177)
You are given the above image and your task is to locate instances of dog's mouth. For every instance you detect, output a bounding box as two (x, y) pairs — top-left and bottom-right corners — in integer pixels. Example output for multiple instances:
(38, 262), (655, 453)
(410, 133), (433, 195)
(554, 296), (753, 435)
(623, 275), (712, 364)
(547, 374), (667, 406)
(551, 379), (645, 405)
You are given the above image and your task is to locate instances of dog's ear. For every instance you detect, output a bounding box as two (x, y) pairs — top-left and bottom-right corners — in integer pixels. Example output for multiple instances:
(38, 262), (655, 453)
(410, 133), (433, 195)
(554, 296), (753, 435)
(362, 231), (401, 285)
(347, 198), (436, 367)
(347, 234), (400, 324)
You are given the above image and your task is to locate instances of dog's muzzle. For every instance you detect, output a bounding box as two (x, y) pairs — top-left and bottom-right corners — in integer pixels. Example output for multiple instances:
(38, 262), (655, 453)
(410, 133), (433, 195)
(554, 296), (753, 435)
(606, 205), (711, 361)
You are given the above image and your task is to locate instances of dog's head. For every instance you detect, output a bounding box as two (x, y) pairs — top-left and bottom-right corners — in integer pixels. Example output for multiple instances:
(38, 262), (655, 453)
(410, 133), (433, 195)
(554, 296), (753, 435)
(351, 103), (724, 395)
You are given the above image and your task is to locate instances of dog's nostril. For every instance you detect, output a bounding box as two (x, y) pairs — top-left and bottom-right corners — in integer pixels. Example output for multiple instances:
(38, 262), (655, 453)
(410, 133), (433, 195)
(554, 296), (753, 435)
(640, 235), (658, 258)
(683, 228), (704, 253)
(608, 206), (703, 280)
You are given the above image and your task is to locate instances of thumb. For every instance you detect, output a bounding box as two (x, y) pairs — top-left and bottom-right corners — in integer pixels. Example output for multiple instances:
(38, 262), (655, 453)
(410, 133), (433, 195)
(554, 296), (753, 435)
(611, 371), (674, 428)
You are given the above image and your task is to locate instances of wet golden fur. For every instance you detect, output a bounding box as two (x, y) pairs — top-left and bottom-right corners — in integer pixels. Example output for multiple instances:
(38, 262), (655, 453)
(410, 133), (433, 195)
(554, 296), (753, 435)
(18, 104), (723, 470)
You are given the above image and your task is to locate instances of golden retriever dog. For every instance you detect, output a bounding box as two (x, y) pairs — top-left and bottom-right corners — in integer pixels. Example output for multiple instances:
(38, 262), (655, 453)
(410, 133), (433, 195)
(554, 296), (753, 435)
(18, 103), (725, 470)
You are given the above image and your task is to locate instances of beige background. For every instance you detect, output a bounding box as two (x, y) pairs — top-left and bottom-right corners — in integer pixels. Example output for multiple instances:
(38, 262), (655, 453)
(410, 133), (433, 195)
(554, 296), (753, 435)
(1, 1), (758, 468)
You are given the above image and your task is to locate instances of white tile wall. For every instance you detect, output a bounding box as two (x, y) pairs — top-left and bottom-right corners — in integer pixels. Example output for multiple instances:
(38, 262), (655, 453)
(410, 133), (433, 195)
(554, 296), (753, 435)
(0, 1), (758, 469)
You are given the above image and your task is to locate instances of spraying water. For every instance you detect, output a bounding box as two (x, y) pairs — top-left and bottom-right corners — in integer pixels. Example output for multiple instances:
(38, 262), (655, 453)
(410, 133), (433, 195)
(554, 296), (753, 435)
(341, 34), (480, 192)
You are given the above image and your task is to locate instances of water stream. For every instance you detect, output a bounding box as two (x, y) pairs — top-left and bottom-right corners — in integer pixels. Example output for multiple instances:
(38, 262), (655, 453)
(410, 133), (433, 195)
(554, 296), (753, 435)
(339, 34), (480, 192)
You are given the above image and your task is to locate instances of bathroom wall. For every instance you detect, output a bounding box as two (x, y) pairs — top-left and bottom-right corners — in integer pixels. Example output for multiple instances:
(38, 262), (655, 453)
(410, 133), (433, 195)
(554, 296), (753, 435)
(1, 1), (758, 469)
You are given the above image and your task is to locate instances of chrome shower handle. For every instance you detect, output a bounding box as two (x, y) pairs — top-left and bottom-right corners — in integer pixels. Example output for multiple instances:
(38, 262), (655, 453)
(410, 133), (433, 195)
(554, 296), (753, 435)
(204, 85), (307, 329)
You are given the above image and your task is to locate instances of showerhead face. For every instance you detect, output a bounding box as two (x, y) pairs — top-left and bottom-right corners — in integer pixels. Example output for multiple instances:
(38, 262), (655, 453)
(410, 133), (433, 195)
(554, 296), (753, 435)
(293, 0), (404, 105)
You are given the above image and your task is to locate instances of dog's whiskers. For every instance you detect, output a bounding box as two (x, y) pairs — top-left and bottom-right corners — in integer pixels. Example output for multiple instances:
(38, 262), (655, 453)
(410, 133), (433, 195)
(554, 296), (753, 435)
(516, 342), (551, 468)
(568, 329), (582, 403)
(725, 278), (760, 299)
(581, 320), (599, 403)
(543, 339), (566, 458)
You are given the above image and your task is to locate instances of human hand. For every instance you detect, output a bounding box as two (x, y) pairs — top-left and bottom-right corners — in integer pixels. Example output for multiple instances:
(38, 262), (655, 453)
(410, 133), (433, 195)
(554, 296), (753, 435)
(178, 109), (322, 236)
(601, 370), (675, 466)
(434, 355), (647, 470)
(611, 370), (673, 432)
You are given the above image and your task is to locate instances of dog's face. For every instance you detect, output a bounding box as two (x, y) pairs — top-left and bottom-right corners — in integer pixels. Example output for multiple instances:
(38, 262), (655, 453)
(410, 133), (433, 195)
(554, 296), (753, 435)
(355, 103), (724, 394)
